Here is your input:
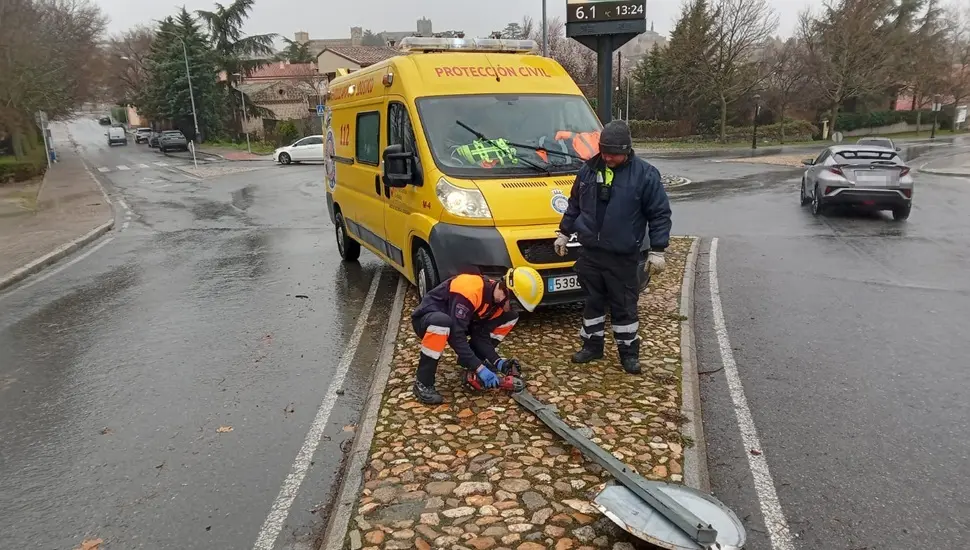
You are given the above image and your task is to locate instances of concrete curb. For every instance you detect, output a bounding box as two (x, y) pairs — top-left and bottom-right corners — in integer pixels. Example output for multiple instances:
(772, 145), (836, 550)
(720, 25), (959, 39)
(679, 236), (710, 493)
(919, 169), (970, 178)
(0, 128), (117, 293)
(317, 276), (407, 550)
(0, 219), (114, 292)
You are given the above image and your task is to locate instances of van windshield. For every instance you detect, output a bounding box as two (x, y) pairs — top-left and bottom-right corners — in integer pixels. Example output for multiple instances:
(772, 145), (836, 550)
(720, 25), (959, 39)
(415, 94), (601, 178)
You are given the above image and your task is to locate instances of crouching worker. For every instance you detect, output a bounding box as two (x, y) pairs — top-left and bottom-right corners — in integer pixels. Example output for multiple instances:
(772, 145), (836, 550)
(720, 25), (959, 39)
(411, 267), (544, 404)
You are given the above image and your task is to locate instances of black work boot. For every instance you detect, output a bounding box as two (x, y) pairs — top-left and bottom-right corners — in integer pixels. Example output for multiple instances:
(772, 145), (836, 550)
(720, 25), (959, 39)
(620, 355), (642, 375)
(412, 380), (443, 405)
(572, 340), (604, 363)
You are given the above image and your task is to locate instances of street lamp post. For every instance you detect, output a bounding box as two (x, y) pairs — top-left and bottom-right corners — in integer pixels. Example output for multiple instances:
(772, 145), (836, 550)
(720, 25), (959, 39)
(157, 30), (200, 169)
(931, 94), (941, 139)
(541, 0), (548, 56)
(751, 94), (762, 150)
(231, 73), (252, 154)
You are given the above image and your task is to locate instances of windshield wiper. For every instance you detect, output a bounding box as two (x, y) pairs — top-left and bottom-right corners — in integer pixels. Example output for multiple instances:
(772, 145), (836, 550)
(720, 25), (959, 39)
(455, 121), (550, 175)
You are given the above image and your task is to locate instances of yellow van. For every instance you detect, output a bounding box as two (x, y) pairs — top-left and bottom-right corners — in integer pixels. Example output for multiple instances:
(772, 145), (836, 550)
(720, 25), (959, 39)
(323, 37), (605, 305)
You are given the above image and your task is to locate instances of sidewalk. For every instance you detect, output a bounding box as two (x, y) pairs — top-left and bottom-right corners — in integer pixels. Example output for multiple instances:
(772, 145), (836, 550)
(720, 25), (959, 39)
(0, 125), (113, 290)
(918, 150), (970, 177)
(338, 238), (696, 550)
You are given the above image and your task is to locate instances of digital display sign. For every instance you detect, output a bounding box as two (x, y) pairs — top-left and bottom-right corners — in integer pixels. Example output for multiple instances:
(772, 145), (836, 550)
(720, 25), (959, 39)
(566, 0), (647, 24)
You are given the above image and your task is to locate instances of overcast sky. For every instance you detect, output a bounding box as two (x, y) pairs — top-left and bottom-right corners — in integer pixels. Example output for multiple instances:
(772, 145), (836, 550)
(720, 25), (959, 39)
(93, 0), (818, 44)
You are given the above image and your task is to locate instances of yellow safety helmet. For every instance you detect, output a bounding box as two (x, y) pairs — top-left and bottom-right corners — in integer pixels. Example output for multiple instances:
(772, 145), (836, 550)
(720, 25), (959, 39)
(504, 266), (544, 312)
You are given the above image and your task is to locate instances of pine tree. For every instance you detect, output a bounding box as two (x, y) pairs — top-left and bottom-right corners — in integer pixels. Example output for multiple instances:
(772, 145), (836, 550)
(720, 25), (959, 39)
(139, 10), (225, 140)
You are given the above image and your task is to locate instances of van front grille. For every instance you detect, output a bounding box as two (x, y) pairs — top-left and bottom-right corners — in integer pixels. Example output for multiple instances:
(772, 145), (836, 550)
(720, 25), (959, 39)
(501, 181), (547, 189)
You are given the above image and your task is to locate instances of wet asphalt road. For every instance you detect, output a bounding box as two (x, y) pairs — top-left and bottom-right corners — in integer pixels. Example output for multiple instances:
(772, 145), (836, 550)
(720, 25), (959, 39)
(663, 145), (970, 549)
(0, 119), (399, 549)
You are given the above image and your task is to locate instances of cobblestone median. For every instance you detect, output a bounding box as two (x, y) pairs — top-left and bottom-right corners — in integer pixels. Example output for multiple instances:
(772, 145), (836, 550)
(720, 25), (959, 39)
(346, 238), (693, 550)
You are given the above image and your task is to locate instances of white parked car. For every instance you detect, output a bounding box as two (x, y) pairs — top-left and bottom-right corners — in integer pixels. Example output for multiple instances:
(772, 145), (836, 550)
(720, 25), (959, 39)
(274, 135), (324, 165)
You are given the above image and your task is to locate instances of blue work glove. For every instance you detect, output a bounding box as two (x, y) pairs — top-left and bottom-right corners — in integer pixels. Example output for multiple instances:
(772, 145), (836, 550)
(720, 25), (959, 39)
(475, 365), (500, 389)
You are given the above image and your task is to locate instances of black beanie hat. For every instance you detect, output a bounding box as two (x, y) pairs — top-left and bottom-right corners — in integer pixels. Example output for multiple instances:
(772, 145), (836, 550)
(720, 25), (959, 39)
(599, 120), (633, 155)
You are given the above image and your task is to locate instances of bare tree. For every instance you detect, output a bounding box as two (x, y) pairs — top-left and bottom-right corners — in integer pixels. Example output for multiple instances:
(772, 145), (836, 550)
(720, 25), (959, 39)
(702, 0), (779, 141)
(799, 0), (896, 132)
(903, 0), (951, 131)
(945, 1), (970, 123)
(104, 26), (155, 104)
(763, 38), (811, 142)
(0, 0), (107, 158)
(522, 16), (596, 96)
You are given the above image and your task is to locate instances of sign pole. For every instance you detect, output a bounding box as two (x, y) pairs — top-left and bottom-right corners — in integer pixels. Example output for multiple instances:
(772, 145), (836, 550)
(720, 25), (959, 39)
(597, 39), (614, 123)
(565, 0), (646, 125)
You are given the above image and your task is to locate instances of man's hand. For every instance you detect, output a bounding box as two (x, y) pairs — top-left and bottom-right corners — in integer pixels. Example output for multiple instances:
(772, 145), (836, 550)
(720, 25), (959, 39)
(476, 365), (500, 388)
(554, 232), (569, 257)
(647, 251), (666, 275)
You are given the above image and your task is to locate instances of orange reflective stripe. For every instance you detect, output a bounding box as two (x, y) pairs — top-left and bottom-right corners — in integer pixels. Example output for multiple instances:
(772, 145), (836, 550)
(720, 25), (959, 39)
(421, 330), (449, 353)
(490, 319), (517, 340)
(449, 274), (484, 310)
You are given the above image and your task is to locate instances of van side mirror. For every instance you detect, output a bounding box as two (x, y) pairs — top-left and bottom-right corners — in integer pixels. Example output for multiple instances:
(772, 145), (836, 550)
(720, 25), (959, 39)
(895, 146), (901, 152)
(802, 158), (814, 166)
(382, 144), (413, 188)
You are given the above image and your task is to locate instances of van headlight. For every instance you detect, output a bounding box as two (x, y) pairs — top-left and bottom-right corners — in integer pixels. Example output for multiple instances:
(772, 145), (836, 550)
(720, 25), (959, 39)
(436, 177), (492, 219)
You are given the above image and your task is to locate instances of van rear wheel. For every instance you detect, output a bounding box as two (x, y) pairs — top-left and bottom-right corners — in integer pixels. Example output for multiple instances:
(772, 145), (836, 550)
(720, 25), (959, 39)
(415, 247), (439, 298)
(334, 211), (360, 261)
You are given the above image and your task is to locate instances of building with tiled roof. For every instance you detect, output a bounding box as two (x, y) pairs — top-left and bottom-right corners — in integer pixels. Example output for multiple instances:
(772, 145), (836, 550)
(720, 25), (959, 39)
(316, 45), (401, 80)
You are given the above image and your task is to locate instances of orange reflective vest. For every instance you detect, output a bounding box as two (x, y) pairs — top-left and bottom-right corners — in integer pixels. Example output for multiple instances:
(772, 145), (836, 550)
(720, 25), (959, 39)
(555, 130), (601, 160)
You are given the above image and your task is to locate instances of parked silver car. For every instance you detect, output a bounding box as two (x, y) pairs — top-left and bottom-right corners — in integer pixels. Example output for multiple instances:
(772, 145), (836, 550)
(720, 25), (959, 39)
(800, 144), (914, 220)
(158, 130), (189, 153)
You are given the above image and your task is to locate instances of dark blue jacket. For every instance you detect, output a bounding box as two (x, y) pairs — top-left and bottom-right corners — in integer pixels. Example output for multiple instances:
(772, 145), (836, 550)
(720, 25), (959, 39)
(559, 153), (672, 255)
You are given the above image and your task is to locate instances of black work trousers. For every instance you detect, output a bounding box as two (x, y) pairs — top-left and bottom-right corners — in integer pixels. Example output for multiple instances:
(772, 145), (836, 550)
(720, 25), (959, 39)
(574, 247), (641, 359)
(412, 310), (519, 387)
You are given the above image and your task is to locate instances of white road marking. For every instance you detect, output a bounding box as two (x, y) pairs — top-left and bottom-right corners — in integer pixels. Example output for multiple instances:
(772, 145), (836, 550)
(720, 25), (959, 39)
(708, 238), (795, 550)
(253, 270), (383, 550)
(154, 161), (168, 167)
(0, 237), (115, 298)
(116, 165), (129, 171)
(97, 167), (110, 173)
(137, 163), (149, 169)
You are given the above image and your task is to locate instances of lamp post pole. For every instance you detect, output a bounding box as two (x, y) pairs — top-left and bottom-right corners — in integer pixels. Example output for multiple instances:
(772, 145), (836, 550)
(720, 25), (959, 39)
(751, 94), (762, 150)
(232, 73), (252, 154)
(158, 30), (199, 168)
(541, 0), (548, 56)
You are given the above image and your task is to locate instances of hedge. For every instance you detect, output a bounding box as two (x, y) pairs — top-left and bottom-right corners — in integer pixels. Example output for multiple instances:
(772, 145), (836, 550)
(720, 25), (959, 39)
(630, 119), (818, 143)
(836, 109), (953, 132)
(0, 151), (47, 183)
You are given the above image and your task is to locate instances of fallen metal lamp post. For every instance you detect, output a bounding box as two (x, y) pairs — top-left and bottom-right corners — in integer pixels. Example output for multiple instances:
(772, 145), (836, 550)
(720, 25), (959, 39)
(511, 389), (745, 550)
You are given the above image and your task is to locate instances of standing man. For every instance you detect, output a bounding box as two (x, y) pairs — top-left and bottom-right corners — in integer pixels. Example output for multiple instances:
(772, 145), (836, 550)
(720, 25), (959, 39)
(411, 267), (544, 404)
(554, 120), (672, 374)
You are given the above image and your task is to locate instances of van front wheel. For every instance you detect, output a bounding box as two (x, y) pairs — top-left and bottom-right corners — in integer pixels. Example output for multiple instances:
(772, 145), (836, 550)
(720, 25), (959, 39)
(415, 247), (439, 298)
(334, 212), (360, 261)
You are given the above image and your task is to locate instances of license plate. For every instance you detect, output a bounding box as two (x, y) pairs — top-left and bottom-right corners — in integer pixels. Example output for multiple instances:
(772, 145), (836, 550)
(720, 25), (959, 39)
(855, 171), (890, 185)
(548, 274), (580, 292)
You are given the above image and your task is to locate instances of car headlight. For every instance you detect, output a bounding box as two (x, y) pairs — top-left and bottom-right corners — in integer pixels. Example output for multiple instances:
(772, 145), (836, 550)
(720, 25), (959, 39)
(436, 177), (492, 219)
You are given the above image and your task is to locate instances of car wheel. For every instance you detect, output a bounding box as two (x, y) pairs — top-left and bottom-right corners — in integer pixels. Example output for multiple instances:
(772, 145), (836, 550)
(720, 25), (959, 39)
(334, 211), (361, 261)
(892, 203), (911, 221)
(279, 152), (291, 165)
(415, 247), (440, 298)
(799, 179), (811, 206)
(160, 146), (167, 153)
(811, 184), (826, 216)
